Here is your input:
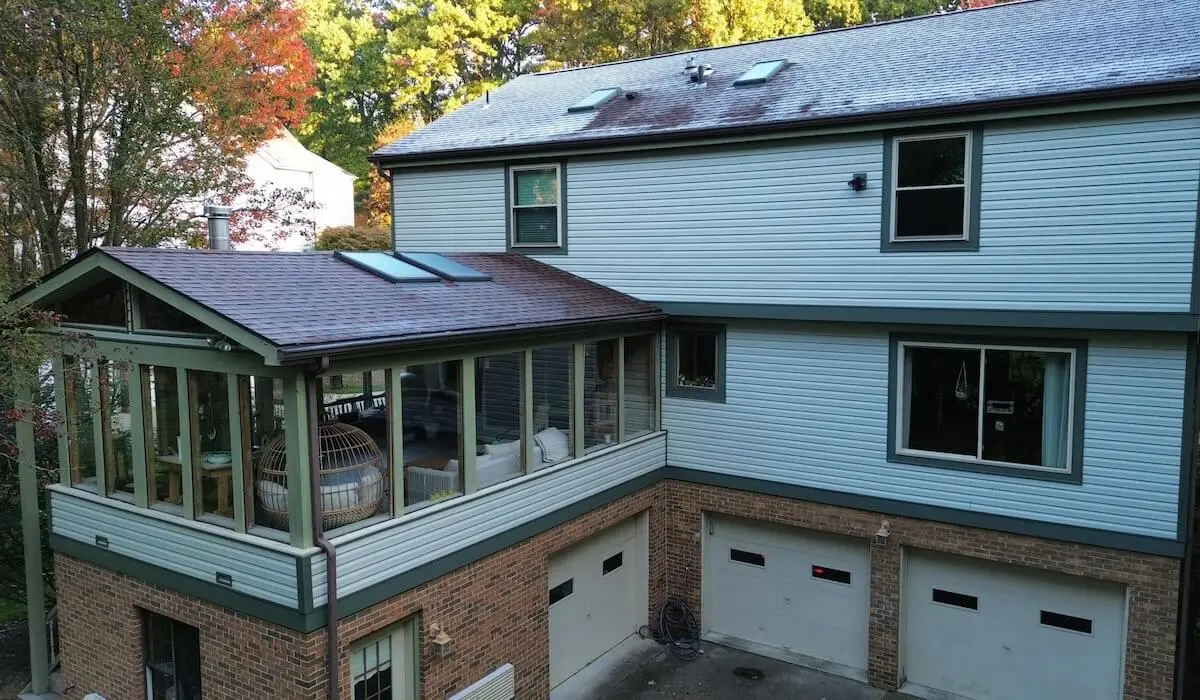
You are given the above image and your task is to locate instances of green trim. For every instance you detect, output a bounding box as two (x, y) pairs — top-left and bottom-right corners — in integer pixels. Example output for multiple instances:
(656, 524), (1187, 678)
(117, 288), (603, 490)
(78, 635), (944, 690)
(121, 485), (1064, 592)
(129, 364), (150, 507)
(505, 160), (568, 255)
(661, 467), (1186, 557)
(462, 358), (478, 494)
(656, 302), (1200, 333)
(51, 533), (316, 630)
(18, 381), (50, 693)
(284, 375), (313, 549)
(572, 344), (586, 458)
(664, 323), (726, 403)
(297, 553), (315, 614)
(616, 337), (626, 441)
(52, 357), (71, 487)
(177, 368), (196, 519)
(886, 333), (1087, 484)
(228, 373), (248, 532)
(1178, 334), (1197, 541)
(89, 368), (106, 497)
(329, 469), (663, 622)
(521, 350), (535, 474)
(59, 335), (282, 376)
(389, 369), (405, 516)
(880, 128), (983, 253)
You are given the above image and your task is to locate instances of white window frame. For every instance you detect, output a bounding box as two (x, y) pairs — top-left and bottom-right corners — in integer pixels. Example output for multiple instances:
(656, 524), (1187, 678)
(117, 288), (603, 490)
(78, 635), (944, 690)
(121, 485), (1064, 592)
(889, 131), (973, 243)
(893, 339), (1077, 475)
(508, 163), (563, 249)
(349, 618), (418, 700)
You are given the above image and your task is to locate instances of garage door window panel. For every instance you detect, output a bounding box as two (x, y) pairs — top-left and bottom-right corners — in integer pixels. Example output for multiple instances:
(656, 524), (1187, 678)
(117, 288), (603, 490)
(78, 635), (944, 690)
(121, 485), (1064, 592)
(730, 548), (765, 567)
(1040, 610), (1093, 635)
(891, 336), (1083, 481)
(811, 565), (852, 585)
(602, 552), (623, 575)
(932, 588), (979, 611)
(549, 579), (574, 605)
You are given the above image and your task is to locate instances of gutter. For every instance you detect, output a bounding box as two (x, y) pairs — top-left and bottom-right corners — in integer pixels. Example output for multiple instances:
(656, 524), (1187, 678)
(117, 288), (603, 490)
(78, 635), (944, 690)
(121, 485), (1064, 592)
(369, 79), (1200, 167)
(306, 359), (340, 700)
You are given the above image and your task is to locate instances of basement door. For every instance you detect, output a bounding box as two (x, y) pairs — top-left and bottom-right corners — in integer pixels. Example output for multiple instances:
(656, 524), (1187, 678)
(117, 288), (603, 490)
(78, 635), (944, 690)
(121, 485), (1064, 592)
(702, 516), (870, 680)
(902, 550), (1126, 700)
(548, 514), (648, 689)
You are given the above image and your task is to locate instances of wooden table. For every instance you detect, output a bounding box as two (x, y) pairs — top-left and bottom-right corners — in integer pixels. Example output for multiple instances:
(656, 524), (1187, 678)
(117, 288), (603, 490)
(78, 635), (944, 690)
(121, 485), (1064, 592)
(155, 454), (234, 516)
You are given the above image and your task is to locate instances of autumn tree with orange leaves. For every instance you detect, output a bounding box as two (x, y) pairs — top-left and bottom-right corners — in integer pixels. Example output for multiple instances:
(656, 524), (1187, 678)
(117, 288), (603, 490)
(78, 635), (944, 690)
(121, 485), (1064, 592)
(0, 0), (316, 280)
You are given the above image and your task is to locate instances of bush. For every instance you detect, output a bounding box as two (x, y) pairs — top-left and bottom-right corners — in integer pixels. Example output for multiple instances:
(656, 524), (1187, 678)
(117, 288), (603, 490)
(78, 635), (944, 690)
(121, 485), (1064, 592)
(313, 226), (391, 251)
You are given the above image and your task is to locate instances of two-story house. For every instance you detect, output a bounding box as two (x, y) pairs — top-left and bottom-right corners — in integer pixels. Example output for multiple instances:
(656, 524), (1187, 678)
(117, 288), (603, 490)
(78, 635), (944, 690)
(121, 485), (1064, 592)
(15, 1), (1200, 699)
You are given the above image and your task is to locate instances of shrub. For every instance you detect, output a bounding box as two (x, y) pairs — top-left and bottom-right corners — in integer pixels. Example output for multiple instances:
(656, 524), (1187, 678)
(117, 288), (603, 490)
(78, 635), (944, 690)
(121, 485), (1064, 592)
(313, 225), (390, 251)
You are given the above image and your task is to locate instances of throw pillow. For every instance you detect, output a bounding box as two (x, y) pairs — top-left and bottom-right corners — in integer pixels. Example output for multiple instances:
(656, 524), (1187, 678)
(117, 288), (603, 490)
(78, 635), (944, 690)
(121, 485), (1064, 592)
(534, 427), (570, 463)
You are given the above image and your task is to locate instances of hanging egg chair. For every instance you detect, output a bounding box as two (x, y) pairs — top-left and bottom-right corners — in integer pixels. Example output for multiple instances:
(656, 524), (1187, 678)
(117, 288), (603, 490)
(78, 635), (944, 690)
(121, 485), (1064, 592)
(256, 422), (385, 530)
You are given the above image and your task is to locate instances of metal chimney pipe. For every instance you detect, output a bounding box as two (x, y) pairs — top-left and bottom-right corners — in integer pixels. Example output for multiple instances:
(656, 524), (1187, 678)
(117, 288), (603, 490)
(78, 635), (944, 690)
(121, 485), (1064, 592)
(205, 204), (232, 250)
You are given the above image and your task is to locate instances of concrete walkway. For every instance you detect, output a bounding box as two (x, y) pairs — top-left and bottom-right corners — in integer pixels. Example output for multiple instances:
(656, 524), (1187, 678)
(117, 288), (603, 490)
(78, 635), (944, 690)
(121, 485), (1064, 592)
(554, 637), (920, 700)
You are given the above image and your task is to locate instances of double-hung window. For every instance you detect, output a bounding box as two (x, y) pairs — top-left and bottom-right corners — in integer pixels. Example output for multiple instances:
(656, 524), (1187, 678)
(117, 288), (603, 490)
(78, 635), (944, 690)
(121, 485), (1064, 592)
(883, 130), (980, 251)
(508, 164), (564, 251)
(667, 325), (726, 402)
(891, 336), (1083, 481)
(350, 618), (418, 700)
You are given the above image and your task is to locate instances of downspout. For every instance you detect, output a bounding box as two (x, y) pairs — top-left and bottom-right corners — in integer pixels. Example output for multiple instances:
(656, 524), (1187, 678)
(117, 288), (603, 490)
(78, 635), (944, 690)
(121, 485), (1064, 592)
(1175, 331), (1199, 700)
(306, 358), (339, 700)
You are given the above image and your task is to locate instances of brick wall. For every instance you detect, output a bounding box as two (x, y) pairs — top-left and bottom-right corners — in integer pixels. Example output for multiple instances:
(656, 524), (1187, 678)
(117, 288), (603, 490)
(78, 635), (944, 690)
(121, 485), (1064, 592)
(55, 555), (325, 700)
(55, 478), (1180, 700)
(662, 479), (1181, 700)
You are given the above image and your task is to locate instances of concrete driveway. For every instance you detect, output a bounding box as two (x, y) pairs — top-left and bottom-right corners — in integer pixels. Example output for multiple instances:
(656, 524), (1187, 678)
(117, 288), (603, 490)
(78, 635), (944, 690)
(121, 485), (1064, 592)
(553, 638), (921, 700)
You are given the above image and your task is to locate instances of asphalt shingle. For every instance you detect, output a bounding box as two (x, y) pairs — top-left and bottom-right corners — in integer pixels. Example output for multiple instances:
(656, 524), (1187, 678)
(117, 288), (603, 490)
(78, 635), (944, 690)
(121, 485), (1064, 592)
(101, 248), (662, 356)
(373, 0), (1200, 162)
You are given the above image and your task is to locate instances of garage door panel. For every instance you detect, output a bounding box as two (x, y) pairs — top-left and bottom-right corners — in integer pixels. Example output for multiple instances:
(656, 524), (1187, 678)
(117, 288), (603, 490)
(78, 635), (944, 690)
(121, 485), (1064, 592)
(705, 517), (870, 675)
(903, 551), (1125, 700)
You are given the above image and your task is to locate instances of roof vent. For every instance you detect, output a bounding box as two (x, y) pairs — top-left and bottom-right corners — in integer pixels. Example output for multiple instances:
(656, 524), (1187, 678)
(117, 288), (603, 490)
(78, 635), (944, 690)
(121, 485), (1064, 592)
(734, 60), (788, 87)
(684, 57), (714, 86)
(567, 87), (622, 113)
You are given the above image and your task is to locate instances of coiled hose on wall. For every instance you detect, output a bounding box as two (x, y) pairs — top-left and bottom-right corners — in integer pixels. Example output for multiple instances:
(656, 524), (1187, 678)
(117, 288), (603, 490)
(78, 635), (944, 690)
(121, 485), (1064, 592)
(638, 597), (701, 660)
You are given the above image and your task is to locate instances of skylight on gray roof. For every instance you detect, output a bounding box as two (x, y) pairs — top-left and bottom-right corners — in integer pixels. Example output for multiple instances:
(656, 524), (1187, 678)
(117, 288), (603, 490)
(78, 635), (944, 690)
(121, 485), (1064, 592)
(567, 87), (621, 113)
(733, 60), (788, 87)
(336, 252), (440, 282)
(396, 252), (492, 282)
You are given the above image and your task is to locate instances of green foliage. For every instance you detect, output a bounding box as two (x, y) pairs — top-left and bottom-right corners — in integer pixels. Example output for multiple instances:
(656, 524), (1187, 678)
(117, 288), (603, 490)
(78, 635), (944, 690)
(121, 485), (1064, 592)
(314, 225), (392, 251)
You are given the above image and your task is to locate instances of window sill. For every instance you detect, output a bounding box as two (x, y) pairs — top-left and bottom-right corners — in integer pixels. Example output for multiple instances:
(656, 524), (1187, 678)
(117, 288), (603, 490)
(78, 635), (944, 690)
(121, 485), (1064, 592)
(665, 385), (725, 403)
(879, 237), (978, 253)
(887, 449), (1080, 484)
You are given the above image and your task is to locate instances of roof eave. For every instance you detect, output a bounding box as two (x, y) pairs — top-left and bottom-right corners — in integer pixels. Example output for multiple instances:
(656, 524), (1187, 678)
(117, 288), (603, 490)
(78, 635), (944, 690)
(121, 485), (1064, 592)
(369, 78), (1200, 167)
(275, 311), (666, 364)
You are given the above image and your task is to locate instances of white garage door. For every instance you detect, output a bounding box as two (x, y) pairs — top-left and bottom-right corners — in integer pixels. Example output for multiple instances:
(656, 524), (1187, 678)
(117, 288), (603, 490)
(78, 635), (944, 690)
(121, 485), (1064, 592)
(703, 516), (870, 679)
(903, 550), (1127, 700)
(548, 514), (647, 688)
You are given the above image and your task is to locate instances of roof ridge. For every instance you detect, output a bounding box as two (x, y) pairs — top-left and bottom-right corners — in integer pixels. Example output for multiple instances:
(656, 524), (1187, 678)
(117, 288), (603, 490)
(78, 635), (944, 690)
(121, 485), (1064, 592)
(529, 0), (1041, 77)
(103, 246), (331, 256)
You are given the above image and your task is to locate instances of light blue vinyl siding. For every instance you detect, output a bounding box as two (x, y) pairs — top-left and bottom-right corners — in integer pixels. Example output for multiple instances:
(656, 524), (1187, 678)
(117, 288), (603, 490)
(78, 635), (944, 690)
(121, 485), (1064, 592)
(393, 165), (506, 253)
(664, 324), (1184, 539)
(311, 431), (666, 606)
(392, 110), (1200, 312)
(49, 487), (306, 606)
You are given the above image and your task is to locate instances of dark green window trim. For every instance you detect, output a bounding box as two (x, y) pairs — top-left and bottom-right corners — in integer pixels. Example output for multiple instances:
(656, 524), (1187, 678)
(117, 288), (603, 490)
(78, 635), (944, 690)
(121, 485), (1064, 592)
(880, 127), (984, 253)
(505, 161), (568, 255)
(665, 324), (726, 403)
(887, 332), (1087, 484)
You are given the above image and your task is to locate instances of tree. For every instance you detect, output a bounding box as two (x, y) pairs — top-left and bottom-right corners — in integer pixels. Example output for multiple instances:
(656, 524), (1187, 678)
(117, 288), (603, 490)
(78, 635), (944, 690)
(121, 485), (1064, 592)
(0, 0), (316, 280)
(296, 0), (397, 179)
(314, 224), (391, 250)
(362, 118), (419, 230)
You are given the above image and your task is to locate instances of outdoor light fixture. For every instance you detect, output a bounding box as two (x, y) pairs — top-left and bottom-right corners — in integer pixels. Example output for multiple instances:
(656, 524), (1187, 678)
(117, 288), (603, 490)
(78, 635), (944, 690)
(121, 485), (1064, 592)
(430, 623), (454, 659)
(848, 173), (868, 191)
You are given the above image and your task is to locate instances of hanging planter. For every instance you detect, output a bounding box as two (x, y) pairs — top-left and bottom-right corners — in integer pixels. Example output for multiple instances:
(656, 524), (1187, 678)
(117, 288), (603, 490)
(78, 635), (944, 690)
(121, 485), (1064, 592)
(954, 361), (971, 401)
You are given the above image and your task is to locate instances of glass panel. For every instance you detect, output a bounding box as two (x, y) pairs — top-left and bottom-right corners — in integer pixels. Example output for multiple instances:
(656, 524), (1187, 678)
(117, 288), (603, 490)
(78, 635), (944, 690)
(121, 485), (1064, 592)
(531, 346), (573, 469)
(675, 330), (717, 390)
(894, 187), (966, 239)
(584, 339), (619, 452)
(903, 345), (980, 457)
(63, 356), (98, 489)
(249, 376), (288, 532)
(733, 59), (786, 85)
(476, 353), (523, 488)
(145, 366), (183, 507)
(189, 371), (232, 523)
(395, 252), (491, 282)
(139, 292), (208, 333)
(99, 360), (134, 497)
(513, 168), (558, 206)
(321, 369), (390, 525)
(897, 136), (966, 187)
(401, 361), (462, 510)
(623, 335), (656, 438)
(57, 275), (126, 326)
(143, 612), (202, 700)
(173, 620), (202, 700)
(568, 87), (620, 112)
(981, 349), (1071, 469)
(513, 208), (558, 245)
(338, 251), (439, 282)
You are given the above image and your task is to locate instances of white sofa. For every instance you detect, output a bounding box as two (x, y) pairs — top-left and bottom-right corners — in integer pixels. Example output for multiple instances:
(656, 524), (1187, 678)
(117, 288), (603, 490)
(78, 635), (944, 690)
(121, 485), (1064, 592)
(404, 428), (571, 504)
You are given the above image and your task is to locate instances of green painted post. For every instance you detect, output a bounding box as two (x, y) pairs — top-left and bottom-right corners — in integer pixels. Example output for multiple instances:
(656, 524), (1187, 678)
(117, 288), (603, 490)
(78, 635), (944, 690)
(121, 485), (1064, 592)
(228, 373), (247, 532)
(616, 337), (626, 442)
(388, 369), (404, 516)
(17, 380), (49, 694)
(52, 357), (70, 487)
(461, 359), (477, 494)
(521, 351), (534, 473)
(90, 366), (106, 497)
(572, 344), (585, 458)
(653, 332), (663, 432)
(283, 374), (313, 548)
(129, 364), (149, 507)
(176, 367), (196, 519)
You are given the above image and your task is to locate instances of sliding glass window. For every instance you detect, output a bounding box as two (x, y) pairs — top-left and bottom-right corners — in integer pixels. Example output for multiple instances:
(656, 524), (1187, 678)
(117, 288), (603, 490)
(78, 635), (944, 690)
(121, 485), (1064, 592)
(476, 352), (524, 488)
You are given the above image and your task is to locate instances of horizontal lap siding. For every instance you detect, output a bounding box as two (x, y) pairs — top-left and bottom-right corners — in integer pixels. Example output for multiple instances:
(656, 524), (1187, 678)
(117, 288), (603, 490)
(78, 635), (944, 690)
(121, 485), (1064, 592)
(50, 490), (302, 607)
(664, 325), (1184, 538)
(314, 433), (667, 606)
(393, 166), (506, 252)
(543, 111), (1199, 311)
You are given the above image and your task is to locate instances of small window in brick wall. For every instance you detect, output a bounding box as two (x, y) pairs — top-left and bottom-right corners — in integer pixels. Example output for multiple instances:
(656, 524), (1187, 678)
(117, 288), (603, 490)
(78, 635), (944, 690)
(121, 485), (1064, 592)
(143, 610), (201, 700)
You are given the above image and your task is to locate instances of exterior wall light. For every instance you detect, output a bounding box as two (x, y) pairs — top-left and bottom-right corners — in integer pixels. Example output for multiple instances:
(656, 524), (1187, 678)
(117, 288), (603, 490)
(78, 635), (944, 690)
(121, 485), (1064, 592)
(848, 173), (868, 191)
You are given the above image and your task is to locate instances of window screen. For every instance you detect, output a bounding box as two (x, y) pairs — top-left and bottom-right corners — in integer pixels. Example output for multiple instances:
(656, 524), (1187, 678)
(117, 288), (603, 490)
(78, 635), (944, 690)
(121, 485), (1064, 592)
(511, 167), (561, 247)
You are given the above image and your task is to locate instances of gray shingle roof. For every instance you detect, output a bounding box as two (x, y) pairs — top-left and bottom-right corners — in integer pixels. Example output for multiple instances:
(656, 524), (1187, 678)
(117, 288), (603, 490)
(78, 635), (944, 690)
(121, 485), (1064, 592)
(374, 0), (1200, 162)
(101, 248), (662, 357)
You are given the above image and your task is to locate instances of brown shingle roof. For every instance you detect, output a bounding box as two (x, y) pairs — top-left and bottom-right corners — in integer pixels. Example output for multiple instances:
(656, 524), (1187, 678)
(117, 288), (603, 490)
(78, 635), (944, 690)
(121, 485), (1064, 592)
(102, 248), (662, 358)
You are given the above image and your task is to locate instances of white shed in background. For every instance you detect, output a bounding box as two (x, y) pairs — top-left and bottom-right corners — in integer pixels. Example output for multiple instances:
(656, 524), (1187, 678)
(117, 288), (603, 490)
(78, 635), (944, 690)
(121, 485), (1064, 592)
(239, 129), (356, 251)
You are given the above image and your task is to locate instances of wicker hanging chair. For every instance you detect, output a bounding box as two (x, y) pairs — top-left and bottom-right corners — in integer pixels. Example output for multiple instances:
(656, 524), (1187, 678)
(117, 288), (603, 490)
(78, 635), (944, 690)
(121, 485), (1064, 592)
(256, 422), (385, 530)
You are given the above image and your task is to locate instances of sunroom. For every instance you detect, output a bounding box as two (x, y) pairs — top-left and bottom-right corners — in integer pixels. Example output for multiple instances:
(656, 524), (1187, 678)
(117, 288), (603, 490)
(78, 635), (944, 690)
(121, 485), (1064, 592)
(17, 247), (664, 557)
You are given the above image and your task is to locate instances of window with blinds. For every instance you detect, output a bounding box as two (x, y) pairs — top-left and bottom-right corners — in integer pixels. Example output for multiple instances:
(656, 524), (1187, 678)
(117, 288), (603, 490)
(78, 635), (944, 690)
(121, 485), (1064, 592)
(509, 164), (562, 249)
